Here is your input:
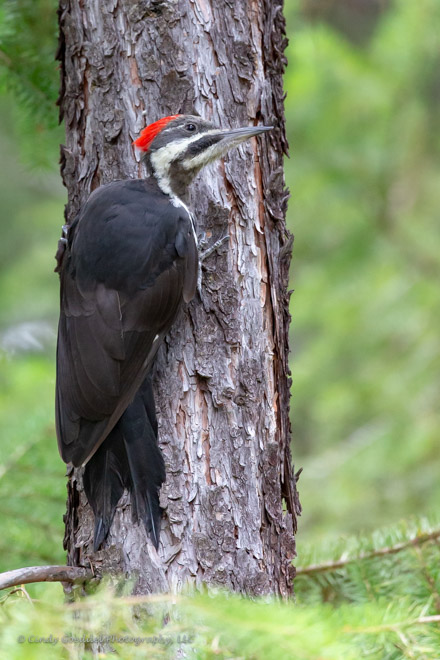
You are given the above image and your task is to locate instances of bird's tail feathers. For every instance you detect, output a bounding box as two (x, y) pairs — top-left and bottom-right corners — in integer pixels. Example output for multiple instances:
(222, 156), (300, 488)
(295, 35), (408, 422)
(83, 378), (165, 552)
(121, 389), (165, 550)
(83, 426), (129, 552)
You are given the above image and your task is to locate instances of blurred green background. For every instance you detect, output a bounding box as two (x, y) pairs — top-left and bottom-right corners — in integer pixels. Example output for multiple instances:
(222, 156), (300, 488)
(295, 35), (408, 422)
(0, 0), (439, 575)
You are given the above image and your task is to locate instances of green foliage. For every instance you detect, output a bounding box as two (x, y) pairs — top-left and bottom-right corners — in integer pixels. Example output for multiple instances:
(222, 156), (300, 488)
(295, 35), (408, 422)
(0, 0), (62, 167)
(0, 10), (65, 569)
(1, 518), (440, 659)
(0, 352), (65, 570)
(295, 516), (440, 658)
(0, 41), (64, 572)
(285, 0), (440, 540)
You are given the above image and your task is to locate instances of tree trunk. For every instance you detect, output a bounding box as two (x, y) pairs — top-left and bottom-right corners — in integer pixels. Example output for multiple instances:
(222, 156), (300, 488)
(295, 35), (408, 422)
(57, 0), (300, 597)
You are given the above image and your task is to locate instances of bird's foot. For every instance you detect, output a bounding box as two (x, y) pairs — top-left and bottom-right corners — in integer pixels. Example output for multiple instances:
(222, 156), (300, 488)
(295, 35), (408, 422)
(199, 233), (229, 262)
(197, 233), (229, 297)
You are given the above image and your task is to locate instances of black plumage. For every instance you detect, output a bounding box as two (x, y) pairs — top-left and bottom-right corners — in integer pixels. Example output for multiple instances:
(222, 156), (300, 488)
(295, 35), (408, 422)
(56, 178), (198, 550)
(56, 114), (273, 552)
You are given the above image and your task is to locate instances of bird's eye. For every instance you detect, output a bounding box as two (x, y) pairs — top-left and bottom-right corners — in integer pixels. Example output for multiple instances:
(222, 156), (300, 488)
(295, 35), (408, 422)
(185, 123), (196, 132)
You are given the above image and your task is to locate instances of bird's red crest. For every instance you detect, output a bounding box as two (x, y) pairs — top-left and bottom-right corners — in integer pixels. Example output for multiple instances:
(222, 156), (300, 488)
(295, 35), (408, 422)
(133, 115), (181, 152)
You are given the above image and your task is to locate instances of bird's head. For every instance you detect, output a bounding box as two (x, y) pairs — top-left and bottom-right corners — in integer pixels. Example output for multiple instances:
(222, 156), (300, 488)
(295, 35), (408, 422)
(133, 114), (273, 198)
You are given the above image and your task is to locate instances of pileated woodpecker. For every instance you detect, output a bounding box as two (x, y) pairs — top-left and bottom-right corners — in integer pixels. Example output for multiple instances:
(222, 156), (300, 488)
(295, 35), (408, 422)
(55, 114), (272, 552)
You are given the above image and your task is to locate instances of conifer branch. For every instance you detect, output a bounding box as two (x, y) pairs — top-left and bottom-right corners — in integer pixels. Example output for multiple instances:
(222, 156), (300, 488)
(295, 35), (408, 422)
(296, 529), (440, 576)
(0, 565), (93, 591)
(349, 614), (440, 633)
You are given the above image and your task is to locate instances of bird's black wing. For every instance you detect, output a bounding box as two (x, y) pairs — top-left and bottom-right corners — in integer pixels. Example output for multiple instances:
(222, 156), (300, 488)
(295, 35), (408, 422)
(55, 179), (198, 467)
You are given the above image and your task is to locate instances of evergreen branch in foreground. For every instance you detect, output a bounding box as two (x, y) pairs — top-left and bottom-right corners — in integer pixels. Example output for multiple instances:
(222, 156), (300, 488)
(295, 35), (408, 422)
(348, 614), (440, 633)
(296, 529), (440, 576)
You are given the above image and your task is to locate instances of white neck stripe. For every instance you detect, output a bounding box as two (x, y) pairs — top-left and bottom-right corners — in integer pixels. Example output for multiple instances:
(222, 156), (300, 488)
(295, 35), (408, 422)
(149, 129), (222, 196)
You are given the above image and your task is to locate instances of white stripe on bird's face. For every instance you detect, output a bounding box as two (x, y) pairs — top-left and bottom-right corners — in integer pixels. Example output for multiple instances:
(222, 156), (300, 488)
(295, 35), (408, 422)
(149, 130), (220, 196)
(181, 135), (248, 172)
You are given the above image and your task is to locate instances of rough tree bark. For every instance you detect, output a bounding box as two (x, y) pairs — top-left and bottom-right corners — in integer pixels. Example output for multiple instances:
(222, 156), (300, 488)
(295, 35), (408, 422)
(57, 0), (301, 597)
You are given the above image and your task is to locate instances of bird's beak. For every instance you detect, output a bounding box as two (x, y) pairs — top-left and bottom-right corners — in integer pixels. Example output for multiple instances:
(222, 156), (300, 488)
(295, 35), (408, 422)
(216, 125), (273, 148)
(181, 124), (274, 172)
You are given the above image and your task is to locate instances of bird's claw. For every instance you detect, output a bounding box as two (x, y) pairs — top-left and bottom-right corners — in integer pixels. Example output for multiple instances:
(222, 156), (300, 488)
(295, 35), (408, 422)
(199, 234), (229, 263)
(197, 234), (229, 297)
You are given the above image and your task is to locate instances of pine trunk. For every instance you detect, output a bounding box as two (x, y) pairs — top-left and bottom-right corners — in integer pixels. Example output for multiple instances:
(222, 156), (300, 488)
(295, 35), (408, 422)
(57, 0), (300, 597)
